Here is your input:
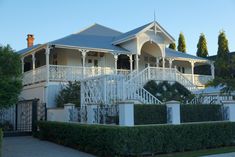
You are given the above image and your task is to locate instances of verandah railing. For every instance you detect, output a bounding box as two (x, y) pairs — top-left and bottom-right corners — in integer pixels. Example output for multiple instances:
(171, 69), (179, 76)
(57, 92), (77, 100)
(23, 65), (131, 85)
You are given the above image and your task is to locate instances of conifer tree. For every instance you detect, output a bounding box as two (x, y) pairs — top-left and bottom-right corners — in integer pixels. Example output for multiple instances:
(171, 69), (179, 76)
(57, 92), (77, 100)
(177, 32), (186, 53)
(196, 33), (208, 57)
(215, 31), (230, 77)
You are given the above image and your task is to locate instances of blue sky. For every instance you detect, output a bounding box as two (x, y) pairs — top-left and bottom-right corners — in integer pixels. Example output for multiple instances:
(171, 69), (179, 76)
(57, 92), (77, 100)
(0, 0), (234, 56)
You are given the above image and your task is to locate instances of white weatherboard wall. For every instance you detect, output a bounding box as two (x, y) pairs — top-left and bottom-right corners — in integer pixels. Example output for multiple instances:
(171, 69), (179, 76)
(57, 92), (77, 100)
(20, 82), (46, 103)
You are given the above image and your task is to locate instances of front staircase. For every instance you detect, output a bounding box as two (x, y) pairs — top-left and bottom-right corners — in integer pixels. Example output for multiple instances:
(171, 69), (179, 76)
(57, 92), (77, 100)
(80, 66), (198, 106)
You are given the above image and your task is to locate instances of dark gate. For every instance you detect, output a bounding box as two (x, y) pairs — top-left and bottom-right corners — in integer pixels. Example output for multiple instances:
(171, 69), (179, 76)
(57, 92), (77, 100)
(0, 99), (46, 137)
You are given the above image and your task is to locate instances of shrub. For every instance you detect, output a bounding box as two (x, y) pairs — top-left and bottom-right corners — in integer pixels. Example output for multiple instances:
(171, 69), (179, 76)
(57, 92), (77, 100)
(134, 105), (167, 125)
(0, 121), (14, 131)
(0, 45), (22, 108)
(144, 80), (194, 103)
(38, 121), (235, 157)
(55, 81), (80, 107)
(181, 104), (223, 122)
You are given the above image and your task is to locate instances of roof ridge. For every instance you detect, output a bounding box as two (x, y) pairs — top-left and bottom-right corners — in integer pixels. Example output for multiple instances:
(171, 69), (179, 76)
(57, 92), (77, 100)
(73, 23), (122, 35)
(73, 23), (97, 34)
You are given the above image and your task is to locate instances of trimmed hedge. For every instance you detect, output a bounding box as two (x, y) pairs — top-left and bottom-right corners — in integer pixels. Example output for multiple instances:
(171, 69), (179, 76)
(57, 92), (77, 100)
(134, 105), (167, 125)
(181, 105), (223, 123)
(0, 129), (2, 157)
(38, 121), (235, 157)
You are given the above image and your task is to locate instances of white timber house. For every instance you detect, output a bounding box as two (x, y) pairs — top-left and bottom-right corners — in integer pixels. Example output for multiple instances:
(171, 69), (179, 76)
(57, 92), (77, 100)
(18, 21), (215, 108)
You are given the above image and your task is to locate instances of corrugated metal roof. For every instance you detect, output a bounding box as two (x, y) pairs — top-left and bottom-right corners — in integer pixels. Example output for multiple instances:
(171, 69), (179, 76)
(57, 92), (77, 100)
(113, 22), (151, 43)
(17, 44), (41, 54)
(76, 23), (122, 37)
(49, 34), (130, 53)
(165, 48), (209, 61)
(113, 21), (175, 44)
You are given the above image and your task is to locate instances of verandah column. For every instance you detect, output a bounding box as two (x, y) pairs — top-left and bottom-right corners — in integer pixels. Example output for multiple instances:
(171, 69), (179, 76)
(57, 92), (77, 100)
(32, 52), (36, 83)
(32, 53), (36, 70)
(162, 57), (165, 80)
(114, 54), (118, 74)
(210, 62), (215, 79)
(162, 57), (165, 69)
(169, 58), (173, 68)
(21, 57), (24, 74)
(128, 54), (133, 72)
(45, 45), (50, 83)
(168, 58), (174, 80)
(135, 54), (139, 72)
(156, 57), (159, 67)
(190, 60), (195, 84)
(79, 49), (89, 78)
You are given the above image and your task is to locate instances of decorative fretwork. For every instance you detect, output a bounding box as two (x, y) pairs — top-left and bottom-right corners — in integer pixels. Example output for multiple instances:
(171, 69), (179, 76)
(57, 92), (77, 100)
(69, 106), (87, 123)
(81, 75), (124, 106)
(93, 105), (119, 124)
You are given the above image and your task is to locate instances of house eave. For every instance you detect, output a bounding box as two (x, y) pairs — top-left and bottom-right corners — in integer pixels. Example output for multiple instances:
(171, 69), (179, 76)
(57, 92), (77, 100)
(52, 44), (133, 55)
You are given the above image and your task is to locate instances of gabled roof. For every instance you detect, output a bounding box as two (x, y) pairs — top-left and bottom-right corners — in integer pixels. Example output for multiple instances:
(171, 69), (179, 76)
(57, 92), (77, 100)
(17, 44), (42, 55)
(113, 21), (175, 45)
(165, 48), (209, 61)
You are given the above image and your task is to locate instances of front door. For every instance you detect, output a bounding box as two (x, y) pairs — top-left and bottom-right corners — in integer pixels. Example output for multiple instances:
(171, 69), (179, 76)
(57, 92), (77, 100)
(87, 58), (99, 67)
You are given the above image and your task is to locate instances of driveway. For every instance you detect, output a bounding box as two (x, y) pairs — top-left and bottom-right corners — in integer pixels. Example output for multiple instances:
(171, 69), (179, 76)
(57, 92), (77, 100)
(3, 136), (95, 157)
(201, 152), (235, 157)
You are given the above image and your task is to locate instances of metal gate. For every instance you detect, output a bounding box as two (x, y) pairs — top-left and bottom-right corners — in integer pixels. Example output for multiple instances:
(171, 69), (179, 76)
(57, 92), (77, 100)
(0, 99), (46, 136)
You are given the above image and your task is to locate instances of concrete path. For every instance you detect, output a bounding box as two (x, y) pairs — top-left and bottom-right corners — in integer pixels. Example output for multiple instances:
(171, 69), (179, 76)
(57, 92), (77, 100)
(3, 136), (95, 157)
(201, 152), (235, 157)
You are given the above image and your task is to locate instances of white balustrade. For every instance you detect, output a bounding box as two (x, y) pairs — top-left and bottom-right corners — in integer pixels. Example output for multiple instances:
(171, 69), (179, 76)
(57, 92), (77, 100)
(23, 65), (130, 85)
(117, 69), (130, 76)
(23, 65), (47, 85)
(49, 65), (83, 81)
(190, 94), (233, 104)
(182, 74), (213, 87)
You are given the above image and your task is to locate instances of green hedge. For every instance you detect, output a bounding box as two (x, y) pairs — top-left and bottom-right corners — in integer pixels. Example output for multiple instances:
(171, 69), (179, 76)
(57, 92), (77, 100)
(134, 105), (167, 125)
(38, 121), (235, 157)
(181, 105), (223, 123)
(0, 129), (2, 157)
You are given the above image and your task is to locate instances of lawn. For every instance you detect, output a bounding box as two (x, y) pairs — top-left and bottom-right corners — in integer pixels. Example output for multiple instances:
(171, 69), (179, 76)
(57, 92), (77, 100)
(155, 146), (235, 157)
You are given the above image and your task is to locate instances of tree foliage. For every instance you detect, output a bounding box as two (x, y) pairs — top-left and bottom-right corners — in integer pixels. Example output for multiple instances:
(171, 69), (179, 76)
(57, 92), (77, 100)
(196, 33), (208, 57)
(177, 32), (186, 53)
(144, 80), (194, 103)
(208, 31), (235, 93)
(217, 31), (229, 59)
(55, 81), (81, 107)
(0, 45), (22, 108)
(168, 43), (176, 50)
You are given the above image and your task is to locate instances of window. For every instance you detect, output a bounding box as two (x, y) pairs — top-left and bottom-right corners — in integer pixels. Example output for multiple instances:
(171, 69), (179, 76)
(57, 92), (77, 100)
(182, 67), (185, 73)
(88, 59), (92, 63)
(177, 67), (181, 72)
(94, 60), (98, 67)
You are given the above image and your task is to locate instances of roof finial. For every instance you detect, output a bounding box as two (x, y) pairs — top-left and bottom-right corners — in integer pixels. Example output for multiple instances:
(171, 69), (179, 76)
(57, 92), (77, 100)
(154, 10), (156, 22)
(154, 10), (156, 34)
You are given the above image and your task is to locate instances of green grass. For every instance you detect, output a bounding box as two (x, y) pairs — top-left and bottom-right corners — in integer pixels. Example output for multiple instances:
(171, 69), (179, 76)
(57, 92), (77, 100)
(155, 146), (235, 157)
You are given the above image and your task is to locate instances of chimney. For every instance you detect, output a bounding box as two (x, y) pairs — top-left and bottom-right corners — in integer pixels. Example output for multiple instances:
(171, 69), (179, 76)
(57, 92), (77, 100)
(26, 34), (34, 48)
